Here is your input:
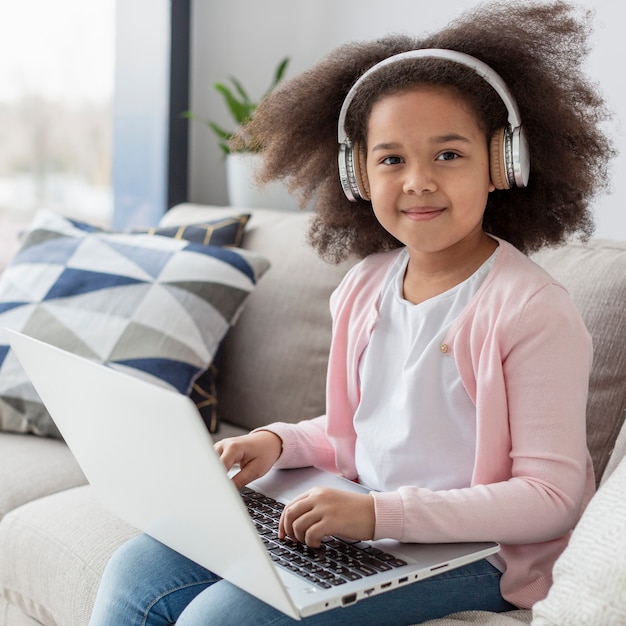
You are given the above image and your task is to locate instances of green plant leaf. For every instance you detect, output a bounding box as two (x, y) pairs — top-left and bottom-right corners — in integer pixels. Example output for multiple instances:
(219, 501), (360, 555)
(187, 56), (291, 153)
(265, 57), (290, 98)
(207, 121), (232, 141)
(229, 77), (252, 106)
(274, 57), (290, 85)
(213, 83), (254, 125)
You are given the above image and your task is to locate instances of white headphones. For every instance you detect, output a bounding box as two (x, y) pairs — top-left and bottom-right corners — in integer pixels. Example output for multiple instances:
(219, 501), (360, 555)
(337, 48), (530, 202)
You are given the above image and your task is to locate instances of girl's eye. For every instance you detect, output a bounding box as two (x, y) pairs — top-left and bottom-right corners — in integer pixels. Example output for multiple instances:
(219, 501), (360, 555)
(437, 151), (459, 162)
(381, 156), (403, 166)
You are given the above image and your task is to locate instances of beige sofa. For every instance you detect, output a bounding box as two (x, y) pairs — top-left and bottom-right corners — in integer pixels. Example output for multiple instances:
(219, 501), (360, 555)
(0, 204), (624, 625)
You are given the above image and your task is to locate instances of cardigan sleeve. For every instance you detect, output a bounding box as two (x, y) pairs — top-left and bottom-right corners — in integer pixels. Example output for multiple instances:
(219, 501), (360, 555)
(371, 281), (594, 545)
(259, 416), (339, 474)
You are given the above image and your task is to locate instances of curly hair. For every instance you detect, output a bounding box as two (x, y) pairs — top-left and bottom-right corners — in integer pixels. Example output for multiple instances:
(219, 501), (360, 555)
(232, 1), (615, 262)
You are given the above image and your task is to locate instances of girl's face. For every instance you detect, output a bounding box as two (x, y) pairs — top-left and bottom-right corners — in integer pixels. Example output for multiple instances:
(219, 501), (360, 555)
(366, 86), (495, 263)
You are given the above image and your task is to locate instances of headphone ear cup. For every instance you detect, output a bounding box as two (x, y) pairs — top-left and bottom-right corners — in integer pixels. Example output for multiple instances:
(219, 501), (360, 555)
(489, 128), (510, 190)
(353, 141), (371, 201)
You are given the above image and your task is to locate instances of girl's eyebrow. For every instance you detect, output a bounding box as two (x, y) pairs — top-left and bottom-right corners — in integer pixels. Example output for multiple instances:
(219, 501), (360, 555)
(434, 133), (471, 144)
(371, 142), (402, 152)
(371, 134), (471, 152)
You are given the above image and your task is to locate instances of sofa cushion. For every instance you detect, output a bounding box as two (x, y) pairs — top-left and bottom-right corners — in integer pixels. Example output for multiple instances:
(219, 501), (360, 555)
(0, 485), (138, 626)
(422, 609), (532, 624)
(161, 205), (355, 432)
(531, 239), (626, 482)
(0, 210), (268, 437)
(531, 451), (626, 625)
(0, 432), (86, 520)
(0, 598), (41, 626)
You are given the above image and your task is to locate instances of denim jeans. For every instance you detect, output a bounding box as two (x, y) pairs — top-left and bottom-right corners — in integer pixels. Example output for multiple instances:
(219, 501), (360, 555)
(88, 534), (515, 626)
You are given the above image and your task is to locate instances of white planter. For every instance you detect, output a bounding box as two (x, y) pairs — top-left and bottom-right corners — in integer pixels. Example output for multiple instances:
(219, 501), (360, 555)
(226, 153), (302, 211)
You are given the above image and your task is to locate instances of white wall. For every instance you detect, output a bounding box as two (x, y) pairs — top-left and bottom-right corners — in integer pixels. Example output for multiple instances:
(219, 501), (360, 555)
(189, 0), (625, 239)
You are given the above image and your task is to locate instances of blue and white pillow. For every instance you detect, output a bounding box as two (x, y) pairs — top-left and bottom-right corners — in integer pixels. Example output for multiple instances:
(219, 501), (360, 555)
(0, 210), (269, 438)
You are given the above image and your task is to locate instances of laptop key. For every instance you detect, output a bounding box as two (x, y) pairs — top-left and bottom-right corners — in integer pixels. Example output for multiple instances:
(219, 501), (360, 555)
(361, 557), (393, 572)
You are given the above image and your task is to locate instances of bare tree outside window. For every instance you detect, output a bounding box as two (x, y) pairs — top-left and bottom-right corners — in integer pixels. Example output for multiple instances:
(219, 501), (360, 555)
(0, 0), (114, 266)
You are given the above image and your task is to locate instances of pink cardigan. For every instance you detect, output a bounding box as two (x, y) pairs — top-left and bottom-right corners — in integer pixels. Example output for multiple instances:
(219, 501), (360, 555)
(267, 238), (595, 608)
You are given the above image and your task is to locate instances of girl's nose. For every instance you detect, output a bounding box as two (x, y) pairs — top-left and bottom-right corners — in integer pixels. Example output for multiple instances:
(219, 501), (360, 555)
(403, 162), (437, 195)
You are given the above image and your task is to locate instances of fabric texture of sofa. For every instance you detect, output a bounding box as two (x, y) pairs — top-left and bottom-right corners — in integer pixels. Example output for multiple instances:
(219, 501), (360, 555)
(0, 204), (624, 626)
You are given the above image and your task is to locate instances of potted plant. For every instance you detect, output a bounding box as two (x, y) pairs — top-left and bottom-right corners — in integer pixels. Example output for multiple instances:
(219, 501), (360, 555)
(188, 58), (300, 210)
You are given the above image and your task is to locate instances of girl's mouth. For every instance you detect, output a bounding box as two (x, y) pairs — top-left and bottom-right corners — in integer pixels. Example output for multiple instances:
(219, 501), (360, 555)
(402, 207), (446, 221)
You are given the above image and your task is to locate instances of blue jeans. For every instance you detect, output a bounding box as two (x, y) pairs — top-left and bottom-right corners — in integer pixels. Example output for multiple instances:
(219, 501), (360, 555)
(88, 534), (515, 626)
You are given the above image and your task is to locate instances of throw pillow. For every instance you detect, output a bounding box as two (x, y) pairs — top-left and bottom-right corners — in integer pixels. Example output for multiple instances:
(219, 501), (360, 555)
(531, 453), (626, 625)
(0, 210), (267, 438)
(4, 211), (251, 435)
(140, 214), (251, 432)
(136, 215), (250, 248)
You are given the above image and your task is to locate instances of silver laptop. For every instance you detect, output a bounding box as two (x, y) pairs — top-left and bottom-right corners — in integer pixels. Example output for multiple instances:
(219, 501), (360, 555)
(7, 329), (499, 620)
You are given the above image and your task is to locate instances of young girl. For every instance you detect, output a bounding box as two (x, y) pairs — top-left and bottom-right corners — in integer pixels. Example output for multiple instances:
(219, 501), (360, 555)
(89, 1), (614, 624)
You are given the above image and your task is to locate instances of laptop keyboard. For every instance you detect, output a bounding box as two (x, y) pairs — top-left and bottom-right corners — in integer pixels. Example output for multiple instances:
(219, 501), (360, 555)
(241, 487), (407, 589)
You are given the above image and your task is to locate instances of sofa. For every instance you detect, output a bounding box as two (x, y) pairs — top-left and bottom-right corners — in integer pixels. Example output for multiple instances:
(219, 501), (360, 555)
(0, 203), (624, 626)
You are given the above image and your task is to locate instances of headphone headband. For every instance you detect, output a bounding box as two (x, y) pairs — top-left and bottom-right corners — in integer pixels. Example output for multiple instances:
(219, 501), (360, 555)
(337, 48), (530, 199)
(338, 49), (522, 143)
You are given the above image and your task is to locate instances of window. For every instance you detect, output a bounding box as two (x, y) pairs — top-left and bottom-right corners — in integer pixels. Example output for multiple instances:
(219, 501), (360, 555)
(0, 0), (115, 264)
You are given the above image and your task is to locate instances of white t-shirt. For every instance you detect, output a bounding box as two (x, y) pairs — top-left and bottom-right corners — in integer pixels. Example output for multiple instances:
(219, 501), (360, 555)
(354, 247), (498, 492)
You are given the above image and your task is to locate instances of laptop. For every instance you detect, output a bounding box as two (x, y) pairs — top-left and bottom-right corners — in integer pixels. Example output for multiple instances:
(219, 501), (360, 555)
(7, 329), (499, 620)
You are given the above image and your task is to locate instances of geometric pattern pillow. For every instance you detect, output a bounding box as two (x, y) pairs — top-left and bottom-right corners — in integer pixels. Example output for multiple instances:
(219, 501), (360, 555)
(140, 214), (251, 432)
(0, 211), (251, 436)
(0, 210), (268, 438)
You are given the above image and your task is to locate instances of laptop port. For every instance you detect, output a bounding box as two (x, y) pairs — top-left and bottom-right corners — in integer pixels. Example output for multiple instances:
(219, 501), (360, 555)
(430, 563), (448, 572)
(342, 593), (357, 606)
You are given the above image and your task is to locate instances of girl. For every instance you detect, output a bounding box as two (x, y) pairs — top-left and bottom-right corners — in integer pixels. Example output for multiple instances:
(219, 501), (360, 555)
(89, 1), (614, 624)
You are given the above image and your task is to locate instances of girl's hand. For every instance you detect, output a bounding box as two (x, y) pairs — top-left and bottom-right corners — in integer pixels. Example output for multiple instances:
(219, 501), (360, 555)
(279, 488), (375, 548)
(214, 430), (283, 490)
